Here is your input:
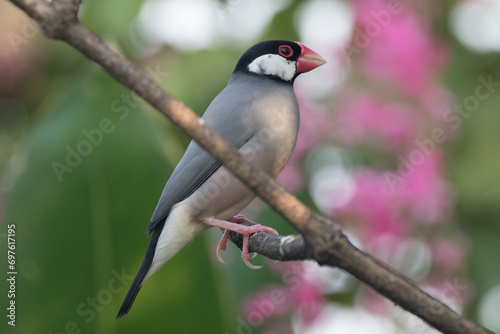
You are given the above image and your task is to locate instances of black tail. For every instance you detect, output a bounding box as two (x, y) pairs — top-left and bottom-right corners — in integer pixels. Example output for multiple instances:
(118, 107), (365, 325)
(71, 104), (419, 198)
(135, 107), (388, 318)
(116, 221), (165, 319)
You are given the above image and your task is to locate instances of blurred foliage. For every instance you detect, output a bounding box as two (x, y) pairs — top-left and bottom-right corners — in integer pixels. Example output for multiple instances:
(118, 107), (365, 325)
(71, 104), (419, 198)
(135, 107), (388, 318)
(0, 0), (500, 333)
(444, 42), (500, 314)
(0, 64), (234, 333)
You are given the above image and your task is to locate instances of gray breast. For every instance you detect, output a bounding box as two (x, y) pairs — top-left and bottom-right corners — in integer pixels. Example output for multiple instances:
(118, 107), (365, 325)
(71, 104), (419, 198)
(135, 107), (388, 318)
(188, 75), (300, 220)
(229, 75), (300, 176)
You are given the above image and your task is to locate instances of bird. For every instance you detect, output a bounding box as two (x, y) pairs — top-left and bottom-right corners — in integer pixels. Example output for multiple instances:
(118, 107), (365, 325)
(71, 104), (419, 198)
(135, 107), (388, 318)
(116, 40), (326, 318)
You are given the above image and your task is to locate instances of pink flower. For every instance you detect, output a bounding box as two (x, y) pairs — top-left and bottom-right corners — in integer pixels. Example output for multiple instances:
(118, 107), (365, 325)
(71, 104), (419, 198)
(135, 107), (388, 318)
(352, 0), (446, 96)
(336, 152), (452, 247)
(397, 151), (452, 224)
(242, 286), (290, 324)
(292, 277), (324, 324)
(242, 261), (325, 329)
(335, 95), (416, 150)
(336, 169), (410, 243)
(295, 94), (331, 156)
(429, 237), (469, 272)
(419, 86), (455, 121)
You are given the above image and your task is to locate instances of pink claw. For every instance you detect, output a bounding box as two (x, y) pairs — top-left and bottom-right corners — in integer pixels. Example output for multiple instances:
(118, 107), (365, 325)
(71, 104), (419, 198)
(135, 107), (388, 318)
(216, 229), (231, 263)
(203, 216), (278, 269)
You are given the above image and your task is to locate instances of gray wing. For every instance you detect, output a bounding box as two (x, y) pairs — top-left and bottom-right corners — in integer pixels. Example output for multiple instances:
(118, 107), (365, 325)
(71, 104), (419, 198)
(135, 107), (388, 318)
(145, 83), (259, 235)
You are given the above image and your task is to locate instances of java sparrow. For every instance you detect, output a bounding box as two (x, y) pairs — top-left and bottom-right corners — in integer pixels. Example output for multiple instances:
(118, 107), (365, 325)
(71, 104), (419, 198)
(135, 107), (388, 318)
(117, 40), (326, 318)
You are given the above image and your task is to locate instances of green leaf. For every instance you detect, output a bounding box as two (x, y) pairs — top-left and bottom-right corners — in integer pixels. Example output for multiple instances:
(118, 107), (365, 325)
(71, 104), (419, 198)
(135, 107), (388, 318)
(1, 66), (233, 333)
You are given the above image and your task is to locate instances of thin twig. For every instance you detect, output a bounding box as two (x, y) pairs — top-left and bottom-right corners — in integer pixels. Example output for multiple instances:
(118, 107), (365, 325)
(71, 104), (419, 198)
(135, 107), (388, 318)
(8, 1), (492, 333)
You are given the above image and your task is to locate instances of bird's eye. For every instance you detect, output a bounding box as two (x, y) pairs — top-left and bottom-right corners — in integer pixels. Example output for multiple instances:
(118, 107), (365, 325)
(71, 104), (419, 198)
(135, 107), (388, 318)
(278, 45), (293, 58)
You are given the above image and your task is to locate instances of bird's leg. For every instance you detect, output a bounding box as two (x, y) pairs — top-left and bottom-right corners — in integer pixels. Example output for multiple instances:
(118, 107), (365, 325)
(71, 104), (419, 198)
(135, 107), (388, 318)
(202, 216), (278, 269)
(229, 215), (261, 259)
(210, 216), (257, 264)
(228, 214), (256, 225)
(228, 216), (269, 259)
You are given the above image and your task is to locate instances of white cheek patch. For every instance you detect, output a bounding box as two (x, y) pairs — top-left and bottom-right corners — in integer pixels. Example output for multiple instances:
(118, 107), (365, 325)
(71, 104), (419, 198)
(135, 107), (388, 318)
(248, 54), (296, 81)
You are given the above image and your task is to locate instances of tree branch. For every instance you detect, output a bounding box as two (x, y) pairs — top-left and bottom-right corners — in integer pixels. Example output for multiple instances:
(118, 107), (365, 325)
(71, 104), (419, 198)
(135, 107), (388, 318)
(9, 1), (491, 333)
(228, 229), (308, 262)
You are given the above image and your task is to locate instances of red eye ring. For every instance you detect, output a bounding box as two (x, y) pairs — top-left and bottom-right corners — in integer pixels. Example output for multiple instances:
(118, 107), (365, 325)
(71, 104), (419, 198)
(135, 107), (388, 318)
(278, 45), (293, 58)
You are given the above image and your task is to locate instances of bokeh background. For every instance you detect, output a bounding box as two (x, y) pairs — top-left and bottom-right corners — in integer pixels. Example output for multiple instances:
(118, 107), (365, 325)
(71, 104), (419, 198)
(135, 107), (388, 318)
(1, 0), (500, 333)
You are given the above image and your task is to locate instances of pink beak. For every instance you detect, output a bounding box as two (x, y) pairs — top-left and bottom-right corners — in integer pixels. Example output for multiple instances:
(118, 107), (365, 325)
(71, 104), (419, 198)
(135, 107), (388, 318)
(295, 42), (327, 73)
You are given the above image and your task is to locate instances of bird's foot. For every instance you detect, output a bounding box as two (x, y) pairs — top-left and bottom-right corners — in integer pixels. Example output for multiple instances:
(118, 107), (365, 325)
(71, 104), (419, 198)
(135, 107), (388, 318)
(228, 214), (256, 225)
(203, 216), (278, 269)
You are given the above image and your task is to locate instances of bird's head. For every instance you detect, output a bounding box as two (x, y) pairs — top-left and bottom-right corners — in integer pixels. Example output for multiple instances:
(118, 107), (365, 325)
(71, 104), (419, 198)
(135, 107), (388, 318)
(233, 40), (326, 83)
